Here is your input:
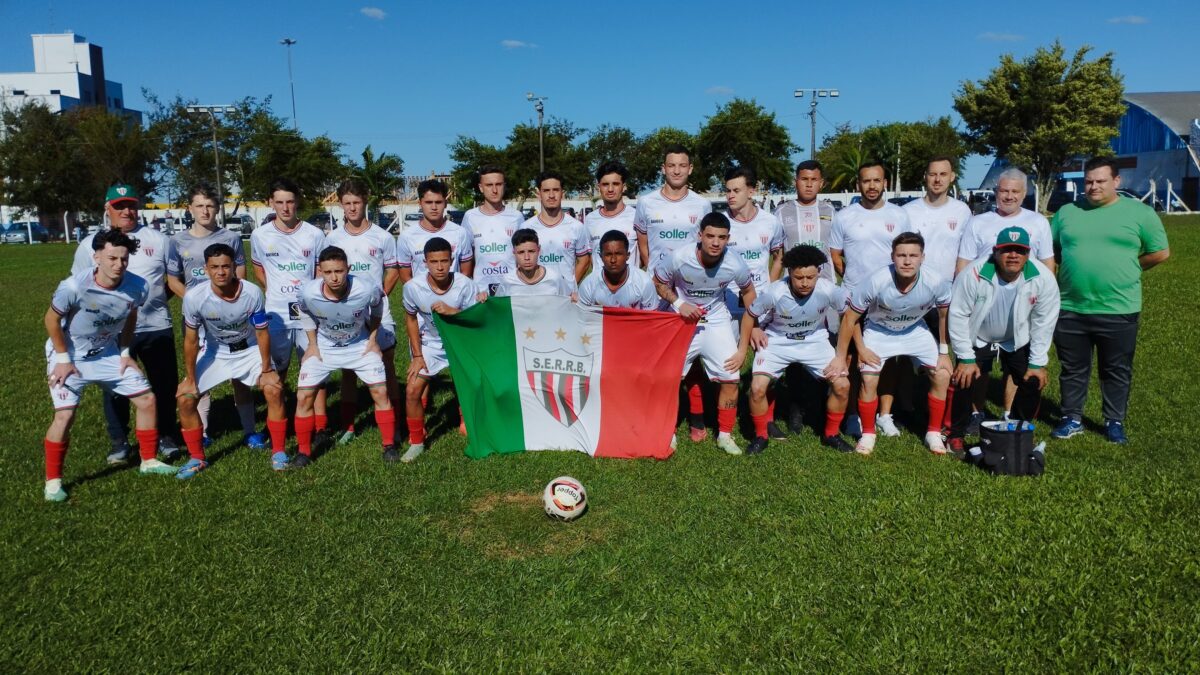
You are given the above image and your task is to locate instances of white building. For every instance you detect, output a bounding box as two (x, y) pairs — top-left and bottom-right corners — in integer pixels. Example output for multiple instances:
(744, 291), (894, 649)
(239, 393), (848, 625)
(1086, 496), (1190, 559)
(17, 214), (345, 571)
(0, 32), (141, 122)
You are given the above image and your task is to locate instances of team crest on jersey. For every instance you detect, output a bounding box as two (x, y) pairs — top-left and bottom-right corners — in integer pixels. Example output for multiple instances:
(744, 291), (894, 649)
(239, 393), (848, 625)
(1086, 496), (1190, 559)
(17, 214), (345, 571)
(689, 215), (697, 225)
(302, 248), (312, 258)
(804, 220), (815, 233)
(885, 223), (895, 233)
(369, 247), (382, 257)
(948, 220), (958, 231)
(760, 235), (769, 245)
(143, 246), (155, 256)
(505, 227), (515, 237)
(522, 347), (593, 427)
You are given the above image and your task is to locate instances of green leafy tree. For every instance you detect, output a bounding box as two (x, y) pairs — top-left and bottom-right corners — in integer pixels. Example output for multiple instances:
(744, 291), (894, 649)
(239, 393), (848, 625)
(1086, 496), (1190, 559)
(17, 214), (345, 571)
(585, 124), (641, 195)
(229, 103), (348, 209)
(448, 119), (590, 208)
(349, 145), (404, 218)
(696, 98), (796, 192)
(954, 41), (1124, 211)
(448, 136), (505, 207)
(817, 118), (968, 192)
(630, 126), (699, 194)
(0, 102), (91, 224)
(68, 106), (160, 203)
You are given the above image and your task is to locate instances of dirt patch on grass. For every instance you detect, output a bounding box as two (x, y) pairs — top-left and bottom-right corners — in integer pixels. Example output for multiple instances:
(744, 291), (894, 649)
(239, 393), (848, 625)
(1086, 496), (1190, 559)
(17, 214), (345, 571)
(446, 491), (609, 561)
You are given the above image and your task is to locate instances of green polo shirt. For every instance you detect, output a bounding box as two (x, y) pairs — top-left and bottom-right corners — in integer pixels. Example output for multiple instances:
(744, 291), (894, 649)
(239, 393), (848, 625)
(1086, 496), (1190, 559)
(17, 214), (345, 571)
(1051, 196), (1168, 314)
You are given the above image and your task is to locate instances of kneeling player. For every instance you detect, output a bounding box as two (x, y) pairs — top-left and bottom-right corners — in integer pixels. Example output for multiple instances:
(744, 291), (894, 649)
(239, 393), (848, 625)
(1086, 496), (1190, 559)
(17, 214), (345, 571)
(577, 229), (659, 309)
(43, 230), (176, 501)
(292, 247), (396, 467)
(655, 212), (757, 455)
(830, 232), (952, 455)
(496, 229), (574, 298)
(176, 244), (288, 476)
(401, 237), (479, 462)
(742, 245), (852, 454)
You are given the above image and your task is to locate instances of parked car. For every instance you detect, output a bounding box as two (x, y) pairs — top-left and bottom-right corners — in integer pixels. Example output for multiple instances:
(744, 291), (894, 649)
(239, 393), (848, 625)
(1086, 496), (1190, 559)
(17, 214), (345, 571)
(887, 196), (917, 207)
(2, 222), (51, 243)
(710, 201), (730, 214)
(376, 212), (396, 231)
(308, 212), (336, 231)
(225, 213), (255, 234)
(826, 199), (844, 211)
(402, 212), (422, 230)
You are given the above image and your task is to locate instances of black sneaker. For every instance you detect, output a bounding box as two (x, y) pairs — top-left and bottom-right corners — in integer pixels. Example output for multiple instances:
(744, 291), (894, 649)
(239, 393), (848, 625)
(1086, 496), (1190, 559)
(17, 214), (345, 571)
(289, 453), (313, 469)
(746, 437), (769, 455)
(381, 445), (400, 463)
(158, 436), (183, 463)
(820, 434), (854, 453)
(787, 410), (806, 435)
(766, 421), (788, 440)
(106, 441), (133, 465)
(313, 429), (333, 452)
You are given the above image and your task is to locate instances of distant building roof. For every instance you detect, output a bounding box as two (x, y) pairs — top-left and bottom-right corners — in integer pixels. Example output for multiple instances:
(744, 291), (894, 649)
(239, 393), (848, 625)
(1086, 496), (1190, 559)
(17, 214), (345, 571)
(1123, 92), (1200, 138)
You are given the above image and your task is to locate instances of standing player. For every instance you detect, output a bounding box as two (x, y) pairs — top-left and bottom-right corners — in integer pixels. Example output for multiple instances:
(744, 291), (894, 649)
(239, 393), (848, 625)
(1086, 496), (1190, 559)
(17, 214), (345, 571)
(742, 245), (852, 454)
(829, 232), (952, 455)
(524, 170), (591, 290)
(397, 179), (475, 282)
(634, 144), (712, 274)
(291, 247), (395, 467)
(73, 184), (187, 465)
(904, 157), (972, 283)
(401, 237), (479, 463)
(578, 230), (659, 309)
(44, 230), (177, 501)
(724, 166), (784, 306)
(496, 229), (575, 297)
(584, 161), (639, 273)
(461, 165), (525, 295)
(324, 178), (401, 444)
(654, 212), (757, 455)
(176, 244), (289, 476)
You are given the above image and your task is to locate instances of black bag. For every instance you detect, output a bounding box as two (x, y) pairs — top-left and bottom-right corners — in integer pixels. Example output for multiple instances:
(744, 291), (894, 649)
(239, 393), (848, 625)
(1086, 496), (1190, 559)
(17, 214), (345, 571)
(971, 421), (1045, 476)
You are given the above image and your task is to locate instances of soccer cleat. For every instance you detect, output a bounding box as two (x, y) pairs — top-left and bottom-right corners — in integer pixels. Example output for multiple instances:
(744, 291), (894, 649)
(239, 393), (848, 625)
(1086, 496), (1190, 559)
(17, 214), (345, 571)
(855, 433), (877, 456)
(106, 441), (133, 465)
(176, 458), (208, 480)
(820, 434), (855, 453)
(202, 434), (213, 449)
(946, 437), (966, 459)
(787, 408), (806, 435)
(270, 451), (290, 472)
(381, 445), (400, 463)
(1052, 418), (1084, 439)
(44, 479), (68, 503)
(689, 426), (708, 443)
(313, 430), (333, 451)
(746, 437), (769, 455)
(336, 430), (357, 447)
(289, 454), (312, 469)
(925, 431), (947, 455)
(715, 434), (742, 456)
(400, 443), (425, 463)
(1105, 420), (1129, 444)
(158, 437), (183, 463)
(966, 411), (984, 437)
(766, 421), (788, 440)
(138, 459), (179, 475)
(844, 414), (863, 438)
(877, 413), (901, 437)
(243, 432), (269, 451)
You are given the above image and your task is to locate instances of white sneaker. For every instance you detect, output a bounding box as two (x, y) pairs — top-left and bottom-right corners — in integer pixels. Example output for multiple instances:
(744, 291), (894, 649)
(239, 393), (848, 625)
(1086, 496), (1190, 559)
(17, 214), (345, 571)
(400, 443), (425, 463)
(877, 413), (901, 437)
(138, 459), (178, 475)
(44, 479), (68, 502)
(855, 433), (877, 455)
(844, 414), (863, 438)
(715, 433), (742, 456)
(925, 431), (947, 455)
(669, 435), (677, 450)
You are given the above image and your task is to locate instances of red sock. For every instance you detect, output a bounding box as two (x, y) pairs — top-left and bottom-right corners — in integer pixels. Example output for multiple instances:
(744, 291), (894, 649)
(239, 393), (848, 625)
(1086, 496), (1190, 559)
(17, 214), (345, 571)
(927, 394), (947, 433)
(858, 400), (878, 434)
(135, 429), (158, 461)
(825, 411), (845, 438)
(942, 386), (955, 429)
(751, 412), (769, 439)
(267, 419), (287, 452)
(375, 408), (396, 446)
(181, 426), (205, 461)
(341, 400), (356, 433)
(688, 382), (704, 415)
(314, 413), (328, 433)
(767, 397), (776, 421)
(44, 439), (67, 480)
(295, 415), (314, 456)
(407, 417), (426, 445)
(717, 407), (736, 434)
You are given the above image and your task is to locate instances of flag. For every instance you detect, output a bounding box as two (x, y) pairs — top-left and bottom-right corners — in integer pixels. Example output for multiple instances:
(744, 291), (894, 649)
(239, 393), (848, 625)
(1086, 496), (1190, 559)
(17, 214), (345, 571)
(435, 296), (695, 459)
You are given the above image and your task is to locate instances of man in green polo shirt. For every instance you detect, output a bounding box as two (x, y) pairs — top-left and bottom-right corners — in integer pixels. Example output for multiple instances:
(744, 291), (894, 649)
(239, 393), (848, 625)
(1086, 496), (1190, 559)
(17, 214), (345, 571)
(1050, 156), (1170, 443)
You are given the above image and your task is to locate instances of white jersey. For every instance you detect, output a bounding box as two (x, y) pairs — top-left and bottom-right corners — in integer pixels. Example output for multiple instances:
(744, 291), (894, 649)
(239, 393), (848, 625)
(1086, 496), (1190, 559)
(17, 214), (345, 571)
(829, 202), (912, 291)
(584, 204), (639, 272)
(633, 189), (711, 274)
(173, 227), (246, 288)
(50, 269), (148, 358)
(402, 273), (478, 346)
(72, 226), (179, 333)
(462, 205), (525, 286)
(324, 223), (398, 289)
(904, 197), (972, 281)
(655, 245), (752, 323)
(849, 265), (950, 335)
(524, 213), (591, 291)
(577, 266), (659, 309)
(773, 200), (837, 282)
(296, 276), (383, 349)
(182, 280), (268, 354)
(957, 208), (1053, 263)
(395, 220), (474, 279)
(495, 266), (573, 298)
(748, 278), (845, 342)
(727, 207), (785, 293)
(250, 221), (326, 327)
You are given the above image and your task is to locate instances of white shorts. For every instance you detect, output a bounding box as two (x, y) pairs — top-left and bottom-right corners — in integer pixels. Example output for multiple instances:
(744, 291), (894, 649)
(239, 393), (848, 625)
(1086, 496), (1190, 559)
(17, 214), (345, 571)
(860, 325), (938, 374)
(414, 341), (449, 379)
(752, 336), (836, 380)
(196, 342), (267, 393)
(682, 317), (740, 383)
(45, 345), (151, 410)
(298, 342), (387, 389)
(267, 313), (311, 373)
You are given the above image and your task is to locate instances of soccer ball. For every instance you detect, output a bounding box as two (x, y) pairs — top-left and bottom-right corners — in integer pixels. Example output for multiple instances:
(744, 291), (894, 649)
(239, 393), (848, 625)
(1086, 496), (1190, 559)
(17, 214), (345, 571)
(542, 476), (587, 521)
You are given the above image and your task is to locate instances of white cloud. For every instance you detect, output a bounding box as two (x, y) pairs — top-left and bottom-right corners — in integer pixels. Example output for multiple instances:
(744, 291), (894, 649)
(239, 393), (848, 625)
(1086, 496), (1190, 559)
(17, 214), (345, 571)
(501, 39), (538, 49)
(360, 6), (386, 20)
(1107, 15), (1148, 24)
(977, 32), (1024, 42)
(706, 85), (734, 96)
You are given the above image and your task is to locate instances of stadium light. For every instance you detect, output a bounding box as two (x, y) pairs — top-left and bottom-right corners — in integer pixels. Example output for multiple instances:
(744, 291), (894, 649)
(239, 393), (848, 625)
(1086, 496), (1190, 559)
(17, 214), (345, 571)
(526, 92), (548, 173)
(184, 105), (238, 226)
(795, 88), (840, 159)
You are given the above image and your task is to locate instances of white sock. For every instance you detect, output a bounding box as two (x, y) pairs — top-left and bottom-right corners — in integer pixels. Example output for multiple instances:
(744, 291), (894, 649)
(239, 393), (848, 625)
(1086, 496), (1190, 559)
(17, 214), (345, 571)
(198, 393), (212, 432)
(717, 431), (732, 440)
(237, 403), (256, 435)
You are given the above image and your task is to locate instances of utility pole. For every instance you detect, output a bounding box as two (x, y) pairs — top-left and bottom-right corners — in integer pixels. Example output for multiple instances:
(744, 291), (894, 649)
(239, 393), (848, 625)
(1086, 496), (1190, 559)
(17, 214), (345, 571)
(526, 92), (548, 173)
(895, 141), (901, 193)
(794, 88), (839, 159)
(280, 38), (298, 130)
(185, 105), (237, 226)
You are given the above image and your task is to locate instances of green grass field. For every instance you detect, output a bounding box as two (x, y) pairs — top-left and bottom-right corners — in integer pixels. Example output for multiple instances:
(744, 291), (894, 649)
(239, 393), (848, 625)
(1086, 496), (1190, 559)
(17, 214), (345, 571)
(2, 218), (1199, 671)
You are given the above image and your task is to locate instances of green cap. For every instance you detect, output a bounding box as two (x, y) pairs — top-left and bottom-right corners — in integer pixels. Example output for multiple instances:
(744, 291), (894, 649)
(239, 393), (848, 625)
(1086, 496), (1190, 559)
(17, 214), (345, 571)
(994, 226), (1030, 250)
(105, 184), (140, 205)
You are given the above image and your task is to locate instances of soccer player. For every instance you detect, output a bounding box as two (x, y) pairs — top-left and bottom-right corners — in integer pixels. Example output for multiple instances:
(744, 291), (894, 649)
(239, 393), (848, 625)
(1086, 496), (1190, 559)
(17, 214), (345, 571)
(829, 232), (952, 455)
(461, 165), (525, 295)
(904, 157), (972, 283)
(947, 227), (1060, 453)
(634, 143), (712, 275)
(724, 165), (784, 305)
(291, 247), (395, 467)
(578, 230), (659, 309)
(401, 237), (479, 463)
(176, 244), (289, 476)
(397, 179), (475, 282)
(742, 245), (852, 454)
(72, 184), (187, 465)
(524, 170), (591, 290)
(584, 161), (639, 273)
(495, 229), (575, 297)
(44, 229), (177, 501)
(655, 212), (757, 455)
(324, 178), (401, 444)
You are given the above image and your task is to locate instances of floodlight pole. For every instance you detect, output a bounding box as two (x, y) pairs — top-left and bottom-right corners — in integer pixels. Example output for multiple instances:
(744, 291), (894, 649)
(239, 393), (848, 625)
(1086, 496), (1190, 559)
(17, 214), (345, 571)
(794, 88), (839, 159)
(527, 92), (548, 173)
(185, 105), (237, 226)
(280, 38), (298, 130)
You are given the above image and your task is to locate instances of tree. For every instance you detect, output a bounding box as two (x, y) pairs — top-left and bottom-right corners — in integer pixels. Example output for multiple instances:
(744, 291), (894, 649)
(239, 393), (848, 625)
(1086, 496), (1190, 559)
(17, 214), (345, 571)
(954, 41), (1125, 212)
(696, 98), (796, 192)
(448, 136), (505, 207)
(0, 102), (90, 224)
(816, 118), (969, 192)
(448, 118), (590, 207)
(68, 106), (160, 203)
(349, 145), (404, 218)
(585, 125), (641, 195)
(629, 126), (699, 194)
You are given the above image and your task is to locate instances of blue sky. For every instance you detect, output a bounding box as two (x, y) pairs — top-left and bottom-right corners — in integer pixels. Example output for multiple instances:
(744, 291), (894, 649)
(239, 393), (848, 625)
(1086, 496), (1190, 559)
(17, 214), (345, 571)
(2, 0), (1196, 189)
